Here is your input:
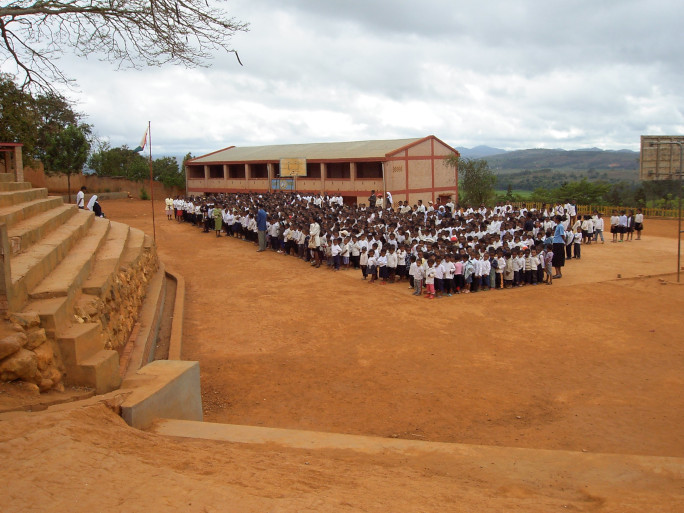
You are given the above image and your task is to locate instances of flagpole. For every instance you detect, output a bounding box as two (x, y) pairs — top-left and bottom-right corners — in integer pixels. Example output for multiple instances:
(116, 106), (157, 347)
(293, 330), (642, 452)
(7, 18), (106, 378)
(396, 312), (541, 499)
(148, 120), (156, 242)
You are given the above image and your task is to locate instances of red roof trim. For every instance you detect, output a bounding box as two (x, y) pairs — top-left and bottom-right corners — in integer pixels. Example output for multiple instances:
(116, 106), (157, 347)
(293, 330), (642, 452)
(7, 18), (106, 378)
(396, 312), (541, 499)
(187, 146), (236, 163)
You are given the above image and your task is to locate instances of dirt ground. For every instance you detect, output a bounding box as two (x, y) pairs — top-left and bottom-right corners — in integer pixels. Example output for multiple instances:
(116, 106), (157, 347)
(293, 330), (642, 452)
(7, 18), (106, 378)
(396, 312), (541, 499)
(2, 198), (684, 511)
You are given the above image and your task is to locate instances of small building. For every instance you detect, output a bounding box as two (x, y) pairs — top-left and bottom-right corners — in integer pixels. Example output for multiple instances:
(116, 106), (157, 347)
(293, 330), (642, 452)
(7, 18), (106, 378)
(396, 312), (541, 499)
(186, 136), (459, 206)
(0, 143), (24, 182)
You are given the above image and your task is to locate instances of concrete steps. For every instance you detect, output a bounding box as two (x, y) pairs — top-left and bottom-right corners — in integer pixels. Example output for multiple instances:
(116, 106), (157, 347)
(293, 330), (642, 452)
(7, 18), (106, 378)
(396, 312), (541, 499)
(0, 196), (65, 228)
(0, 176), (158, 397)
(55, 322), (121, 394)
(0, 181), (33, 192)
(82, 221), (130, 297)
(119, 227), (145, 271)
(23, 296), (70, 339)
(29, 217), (110, 300)
(0, 187), (48, 207)
(9, 210), (94, 308)
(7, 204), (78, 255)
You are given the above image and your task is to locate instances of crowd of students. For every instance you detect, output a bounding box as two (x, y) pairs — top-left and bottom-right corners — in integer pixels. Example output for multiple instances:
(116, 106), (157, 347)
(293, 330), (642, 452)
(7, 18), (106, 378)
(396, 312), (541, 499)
(164, 193), (643, 298)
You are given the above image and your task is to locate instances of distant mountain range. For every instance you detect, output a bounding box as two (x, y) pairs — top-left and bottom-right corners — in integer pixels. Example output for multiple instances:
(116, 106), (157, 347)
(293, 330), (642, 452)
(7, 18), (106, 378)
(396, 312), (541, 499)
(455, 145), (509, 158)
(456, 146), (639, 169)
(453, 146), (641, 190)
(483, 148), (638, 172)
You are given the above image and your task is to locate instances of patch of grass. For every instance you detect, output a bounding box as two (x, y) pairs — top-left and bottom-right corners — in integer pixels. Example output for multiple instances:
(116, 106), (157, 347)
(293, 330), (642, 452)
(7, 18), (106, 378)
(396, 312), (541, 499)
(495, 189), (533, 199)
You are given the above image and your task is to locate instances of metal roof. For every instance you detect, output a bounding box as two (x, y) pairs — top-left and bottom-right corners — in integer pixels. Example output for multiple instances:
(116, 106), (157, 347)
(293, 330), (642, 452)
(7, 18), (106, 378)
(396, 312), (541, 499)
(190, 138), (426, 163)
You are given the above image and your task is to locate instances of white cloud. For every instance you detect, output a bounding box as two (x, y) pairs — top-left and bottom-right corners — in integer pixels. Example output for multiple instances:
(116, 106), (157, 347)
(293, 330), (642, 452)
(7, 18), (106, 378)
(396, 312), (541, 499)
(15, 0), (684, 155)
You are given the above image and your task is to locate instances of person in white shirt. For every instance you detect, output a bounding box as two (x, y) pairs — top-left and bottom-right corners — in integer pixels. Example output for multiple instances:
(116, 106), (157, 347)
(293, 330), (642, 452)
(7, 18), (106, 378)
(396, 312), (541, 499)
(386, 246), (398, 281)
(367, 249), (378, 283)
(618, 210), (628, 242)
(425, 258), (436, 299)
(581, 215), (594, 244)
(610, 210), (619, 243)
(165, 197), (173, 220)
(410, 255), (423, 295)
(592, 211), (605, 243)
(573, 226), (582, 259)
(634, 208), (644, 240)
(359, 247), (369, 279)
(76, 186), (86, 209)
(330, 238), (342, 271)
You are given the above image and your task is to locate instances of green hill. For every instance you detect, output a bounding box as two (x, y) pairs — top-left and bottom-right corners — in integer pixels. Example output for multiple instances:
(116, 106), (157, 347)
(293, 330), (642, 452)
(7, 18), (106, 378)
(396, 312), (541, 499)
(485, 148), (639, 190)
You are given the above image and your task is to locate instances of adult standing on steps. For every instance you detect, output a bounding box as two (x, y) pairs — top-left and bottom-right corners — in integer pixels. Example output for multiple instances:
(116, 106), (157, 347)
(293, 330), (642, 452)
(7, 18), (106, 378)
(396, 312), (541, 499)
(76, 186), (87, 209)
(256, 203), (267, 252)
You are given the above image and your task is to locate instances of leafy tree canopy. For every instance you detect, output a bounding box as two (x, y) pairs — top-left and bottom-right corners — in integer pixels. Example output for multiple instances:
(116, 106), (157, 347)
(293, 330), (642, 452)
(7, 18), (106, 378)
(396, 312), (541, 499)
(0, 73), (85, 161)
(445, 155), (496, 207)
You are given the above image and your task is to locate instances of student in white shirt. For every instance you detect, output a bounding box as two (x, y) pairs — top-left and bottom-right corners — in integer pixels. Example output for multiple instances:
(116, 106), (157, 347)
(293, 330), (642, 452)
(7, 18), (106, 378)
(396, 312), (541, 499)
(76, 186), (86, 209)
(610, 210), (619, 243)
(331, 238), (342, 271)
(367, 249), (378, 283)
(360, 247), (369, 279)
(634, 208), (644, 240)
(593, 211), (605, 243)
(410, 255), (424, 295)
(396, 245), (407, 281)
(386, 246), (398, 282)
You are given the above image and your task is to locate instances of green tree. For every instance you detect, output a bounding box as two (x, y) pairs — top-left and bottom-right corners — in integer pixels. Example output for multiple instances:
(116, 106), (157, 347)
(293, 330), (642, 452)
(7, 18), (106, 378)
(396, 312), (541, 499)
(445, 156), (496, 206)
(505, 183), (514, 202)
(34, 92), (82, 161)
(530, 187), (553, 204)
(556, 178), (611, 205)
(154, 156), (184, 189)
(88, 143), (147, 180)
(0, 73), (39, 158)
(0, 73), (85, 162)
(0, 0), (248, 92)
(42, 124), (91, 202)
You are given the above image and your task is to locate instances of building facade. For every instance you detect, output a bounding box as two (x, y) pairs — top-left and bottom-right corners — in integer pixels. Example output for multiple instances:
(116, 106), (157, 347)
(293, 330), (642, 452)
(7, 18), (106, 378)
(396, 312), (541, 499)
(640, 135), (684, 181)
(186, 136), (459, 206)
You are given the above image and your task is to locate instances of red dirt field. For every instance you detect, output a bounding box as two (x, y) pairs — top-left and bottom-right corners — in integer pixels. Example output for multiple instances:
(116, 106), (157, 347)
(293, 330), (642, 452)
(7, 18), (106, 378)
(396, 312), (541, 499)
(2, 198), (683, 512)
(108, 200), (684, 457)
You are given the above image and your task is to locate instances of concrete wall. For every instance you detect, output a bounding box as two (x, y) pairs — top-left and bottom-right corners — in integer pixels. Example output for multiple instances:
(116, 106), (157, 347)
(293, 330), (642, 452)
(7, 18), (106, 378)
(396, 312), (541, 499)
(25, 163), (184, 198)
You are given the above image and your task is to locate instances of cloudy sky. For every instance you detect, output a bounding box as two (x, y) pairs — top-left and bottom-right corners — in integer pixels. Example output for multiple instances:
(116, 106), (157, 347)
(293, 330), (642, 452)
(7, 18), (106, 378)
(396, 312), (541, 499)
(44, 0), (684, 156)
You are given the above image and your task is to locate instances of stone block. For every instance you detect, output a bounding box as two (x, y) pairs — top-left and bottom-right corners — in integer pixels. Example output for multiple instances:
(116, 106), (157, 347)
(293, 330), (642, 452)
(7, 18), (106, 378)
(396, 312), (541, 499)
(0, 348), (37, 381)
(25, 328), (47, 350)
(0, 335), (23, 360)
(8, 312), (40, 329)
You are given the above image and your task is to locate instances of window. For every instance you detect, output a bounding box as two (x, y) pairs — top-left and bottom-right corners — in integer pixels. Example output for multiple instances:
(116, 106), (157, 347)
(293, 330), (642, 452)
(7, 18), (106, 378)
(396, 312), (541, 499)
(209, 165), (223, 178)
(187, 165), (204, 179)
(356, 161), (382, 179)
(228, 164), (245, 179)
(327, 162), (350, 179)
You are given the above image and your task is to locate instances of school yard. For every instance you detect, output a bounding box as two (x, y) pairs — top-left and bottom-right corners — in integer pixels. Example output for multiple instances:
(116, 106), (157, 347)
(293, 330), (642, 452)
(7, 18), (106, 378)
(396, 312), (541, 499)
(2, 198), (683, 512)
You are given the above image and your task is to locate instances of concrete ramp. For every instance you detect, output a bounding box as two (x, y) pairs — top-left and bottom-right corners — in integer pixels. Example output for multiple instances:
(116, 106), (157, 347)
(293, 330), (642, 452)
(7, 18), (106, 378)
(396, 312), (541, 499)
(151, 418), (684, 492)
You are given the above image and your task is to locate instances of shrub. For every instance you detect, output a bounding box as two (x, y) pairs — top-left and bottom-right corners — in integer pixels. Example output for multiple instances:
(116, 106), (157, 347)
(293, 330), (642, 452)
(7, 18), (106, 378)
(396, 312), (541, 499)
(139, 187), (150, 200)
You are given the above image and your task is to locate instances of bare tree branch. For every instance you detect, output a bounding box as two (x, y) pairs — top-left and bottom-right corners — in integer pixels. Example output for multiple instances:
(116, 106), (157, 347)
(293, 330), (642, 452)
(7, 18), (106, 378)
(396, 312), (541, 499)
(0, 0), (249, 92)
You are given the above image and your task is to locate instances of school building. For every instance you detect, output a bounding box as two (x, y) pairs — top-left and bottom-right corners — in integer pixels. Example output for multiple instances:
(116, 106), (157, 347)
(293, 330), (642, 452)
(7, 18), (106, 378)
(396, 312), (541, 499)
(185, 136), (459, 206)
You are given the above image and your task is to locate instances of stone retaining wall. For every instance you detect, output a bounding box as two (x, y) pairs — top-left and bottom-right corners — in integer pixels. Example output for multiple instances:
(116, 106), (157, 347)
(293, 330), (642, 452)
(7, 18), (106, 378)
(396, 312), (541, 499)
(75, 245), (159, 352)
(0, 243), (159, 392)
(1, 313), (65, 392)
